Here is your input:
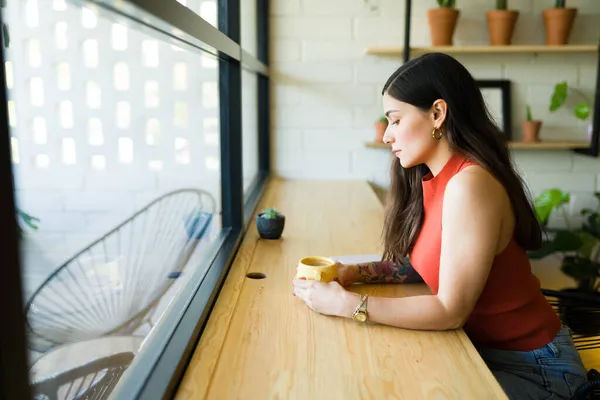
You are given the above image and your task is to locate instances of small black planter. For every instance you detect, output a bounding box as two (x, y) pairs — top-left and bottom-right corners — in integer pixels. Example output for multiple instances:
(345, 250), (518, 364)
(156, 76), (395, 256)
(557, 288), (600, 336)
(256, 212), (285, 240)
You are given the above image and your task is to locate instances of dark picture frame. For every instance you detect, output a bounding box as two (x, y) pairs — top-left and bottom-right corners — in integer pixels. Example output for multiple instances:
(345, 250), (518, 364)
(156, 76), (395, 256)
(476, 79), (512, 141)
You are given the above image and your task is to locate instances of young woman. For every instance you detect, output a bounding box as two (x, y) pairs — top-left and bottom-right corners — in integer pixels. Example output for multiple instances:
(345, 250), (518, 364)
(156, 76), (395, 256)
(292, 52), (589, 399)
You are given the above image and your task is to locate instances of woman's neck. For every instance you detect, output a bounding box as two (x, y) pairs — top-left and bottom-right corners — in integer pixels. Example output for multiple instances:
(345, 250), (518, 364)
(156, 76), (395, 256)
(424, 143), (455, 177)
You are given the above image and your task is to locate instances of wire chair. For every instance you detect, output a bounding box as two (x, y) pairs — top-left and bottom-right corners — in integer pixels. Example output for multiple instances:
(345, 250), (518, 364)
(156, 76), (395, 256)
(25, 188), (216, 352)
(542, 288), (600, 399)
(542, 288), (600, 352)
(31, 351), (134, 400)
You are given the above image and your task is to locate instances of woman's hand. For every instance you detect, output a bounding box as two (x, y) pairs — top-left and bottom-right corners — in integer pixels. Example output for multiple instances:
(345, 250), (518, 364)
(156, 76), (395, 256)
(292, 278), (358, 318)
(335, 262), (357, 287)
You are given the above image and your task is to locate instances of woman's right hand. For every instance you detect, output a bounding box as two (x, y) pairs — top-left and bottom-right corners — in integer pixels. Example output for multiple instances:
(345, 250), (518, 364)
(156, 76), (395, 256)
(335, 262), (357, 287)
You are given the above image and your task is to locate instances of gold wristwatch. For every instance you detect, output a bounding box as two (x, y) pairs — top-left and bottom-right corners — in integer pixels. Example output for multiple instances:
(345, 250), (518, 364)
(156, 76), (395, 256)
(352, 294), (368, 322)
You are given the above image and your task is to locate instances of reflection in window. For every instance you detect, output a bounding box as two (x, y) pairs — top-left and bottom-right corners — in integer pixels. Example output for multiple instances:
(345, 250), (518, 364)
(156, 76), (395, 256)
(174, 102), (188, 128)
(142, 40), (159, 67)
(32, 117), (47, 144)
(28, 39), (42, 68)
(82, 6), (97, 29)
(88, 118), (103, 145)
(11, 137), (20, 164)
(7, 101), (16, 127)
(112, 23), (128, 50)
(57, 62), (71, 90)
(60, 100), (73, 128)
(62, 137), (76, 165)
(173, 63), (188, 91)
(25, 0), (39, 27)
(202, 82), (218, 108)
(5, 61), (13, 89)
(83, 39), (98, 68)
(175, 137), (190, 164)
(55, 22), (68, 49)
(145, 81), (160, 108)
(30, 77), (44, 107)
(116, 101), (131, 128)
(86, 81), (101, 108)
(203, 118), (219, 146)
(114, 62), (130, 91)
(118, 137), (134, 164)
(146, 119), (160, 145)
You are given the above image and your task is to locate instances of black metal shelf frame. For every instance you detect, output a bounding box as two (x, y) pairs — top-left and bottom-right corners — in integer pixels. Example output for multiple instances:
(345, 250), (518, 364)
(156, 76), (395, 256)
(402, 0), (600, 157)
(0, 0), (271, 399)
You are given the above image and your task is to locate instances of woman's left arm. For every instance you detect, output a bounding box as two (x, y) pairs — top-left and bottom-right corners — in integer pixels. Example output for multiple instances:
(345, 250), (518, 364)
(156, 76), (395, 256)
(293, 168), (506, 330)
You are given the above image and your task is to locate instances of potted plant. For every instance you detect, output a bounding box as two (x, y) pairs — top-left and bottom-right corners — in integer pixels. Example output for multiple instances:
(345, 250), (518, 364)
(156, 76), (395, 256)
(529, 188), (600, 335)
(521, 105), (542, 142)
(427, 0), (459, 46)
(486, 0), (519, 45)
(542, 0), (577, 45)
(256, 207), (285, 240)
(549, 80), (591, 138)
(375, 116), (387, 143)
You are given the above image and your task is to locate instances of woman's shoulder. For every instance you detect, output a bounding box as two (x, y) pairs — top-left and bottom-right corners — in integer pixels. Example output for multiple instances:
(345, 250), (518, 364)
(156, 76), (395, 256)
(445, 162), (507, 207)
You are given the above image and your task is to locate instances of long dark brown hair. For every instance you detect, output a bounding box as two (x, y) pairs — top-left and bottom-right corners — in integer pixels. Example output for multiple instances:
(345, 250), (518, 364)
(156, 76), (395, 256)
(381, 52), (542, 264)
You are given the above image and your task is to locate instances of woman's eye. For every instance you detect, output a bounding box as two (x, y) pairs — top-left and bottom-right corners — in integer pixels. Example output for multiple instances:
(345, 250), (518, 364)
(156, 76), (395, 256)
(391, 120), (400, 125)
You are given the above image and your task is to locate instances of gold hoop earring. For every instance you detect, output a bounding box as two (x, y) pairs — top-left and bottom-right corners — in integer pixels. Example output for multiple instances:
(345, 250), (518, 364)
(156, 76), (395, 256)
(432, 127), (443, 141)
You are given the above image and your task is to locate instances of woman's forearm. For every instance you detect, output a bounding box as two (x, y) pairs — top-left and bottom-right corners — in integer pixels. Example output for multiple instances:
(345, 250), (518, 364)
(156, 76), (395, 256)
(342, 291), (462, 331)
(343, 258), (423, 284)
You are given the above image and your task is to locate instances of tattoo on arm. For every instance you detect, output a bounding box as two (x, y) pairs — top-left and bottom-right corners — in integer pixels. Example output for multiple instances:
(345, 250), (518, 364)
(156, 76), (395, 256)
(356, 258), (423, 284)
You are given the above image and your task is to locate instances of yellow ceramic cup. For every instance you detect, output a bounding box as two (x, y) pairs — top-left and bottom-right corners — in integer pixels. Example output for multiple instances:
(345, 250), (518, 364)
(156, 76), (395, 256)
(296, 256), (338, 282)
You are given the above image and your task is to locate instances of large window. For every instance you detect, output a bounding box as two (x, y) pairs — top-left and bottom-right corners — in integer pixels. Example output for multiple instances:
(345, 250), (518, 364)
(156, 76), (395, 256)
(0, 0), (269, 399)
(242, 68), (259, 194)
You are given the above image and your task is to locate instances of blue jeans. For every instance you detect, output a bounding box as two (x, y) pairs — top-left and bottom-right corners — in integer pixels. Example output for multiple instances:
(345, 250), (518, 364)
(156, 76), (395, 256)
(476, 325), (588, 399)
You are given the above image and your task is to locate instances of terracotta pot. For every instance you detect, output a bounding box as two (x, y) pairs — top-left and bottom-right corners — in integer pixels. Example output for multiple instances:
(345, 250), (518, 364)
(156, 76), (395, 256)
(542, 8), (577, 45)
(427, 8), (460, 46)
(486, 10), (519, 45)
(375, 121), (387, 142)
(521, 120), (542, 142)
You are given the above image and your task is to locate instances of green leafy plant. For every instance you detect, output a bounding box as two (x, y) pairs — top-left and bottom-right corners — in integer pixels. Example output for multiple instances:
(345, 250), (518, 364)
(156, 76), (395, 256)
(377, 116), (388, 123)
(437, 0), (456, 8)
(496, 0), (507, 10)
(529, 188), (600, 293)
(17, 208), (40, 235)
(549, 81), (590, 121)
(525, 104), (533, 121)
(260, 207), (283, 219)
(555, 0), (566, 8)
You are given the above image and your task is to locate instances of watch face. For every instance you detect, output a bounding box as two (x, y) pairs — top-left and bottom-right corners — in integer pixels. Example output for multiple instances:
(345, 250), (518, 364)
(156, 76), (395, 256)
(355, 312), (367, 322)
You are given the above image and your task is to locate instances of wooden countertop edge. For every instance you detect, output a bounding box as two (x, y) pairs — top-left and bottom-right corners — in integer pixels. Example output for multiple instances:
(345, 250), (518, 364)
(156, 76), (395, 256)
(175, 179), (277, 399)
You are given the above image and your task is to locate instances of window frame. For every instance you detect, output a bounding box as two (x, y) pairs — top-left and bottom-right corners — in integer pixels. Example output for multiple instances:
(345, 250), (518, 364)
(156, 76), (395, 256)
(0, 0), (270, 398)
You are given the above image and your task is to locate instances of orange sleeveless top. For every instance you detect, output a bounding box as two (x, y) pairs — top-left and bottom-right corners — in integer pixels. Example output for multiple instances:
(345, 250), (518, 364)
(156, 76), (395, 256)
(409, 152), (561, 351)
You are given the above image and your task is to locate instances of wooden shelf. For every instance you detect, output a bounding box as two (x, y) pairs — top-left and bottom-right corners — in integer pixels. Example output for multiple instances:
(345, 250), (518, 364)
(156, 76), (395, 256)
(365, 141), (590, 150)
(366, 44), (598, 56)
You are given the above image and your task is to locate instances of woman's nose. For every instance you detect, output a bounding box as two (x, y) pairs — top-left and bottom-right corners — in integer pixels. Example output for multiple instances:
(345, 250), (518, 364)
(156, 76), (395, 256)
(382, 126), (393, 144)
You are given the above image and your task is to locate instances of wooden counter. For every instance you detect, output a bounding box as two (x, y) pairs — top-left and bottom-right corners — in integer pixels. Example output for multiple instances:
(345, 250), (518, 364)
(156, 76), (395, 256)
(175, 178), (508, 399)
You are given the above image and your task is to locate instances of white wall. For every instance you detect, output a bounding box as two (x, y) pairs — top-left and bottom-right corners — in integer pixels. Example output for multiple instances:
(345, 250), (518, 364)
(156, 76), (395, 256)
(6, 0), (236, 297)
(269, 0), (600, 227)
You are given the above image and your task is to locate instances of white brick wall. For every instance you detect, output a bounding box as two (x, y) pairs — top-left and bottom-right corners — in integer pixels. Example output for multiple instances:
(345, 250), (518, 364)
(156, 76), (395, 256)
(270, 0), (600, 223)
(7, 0), (226, 288)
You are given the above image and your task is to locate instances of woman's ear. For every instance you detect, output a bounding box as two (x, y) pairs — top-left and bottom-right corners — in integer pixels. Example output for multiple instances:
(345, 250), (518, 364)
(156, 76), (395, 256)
(431, 99), (448, 128)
